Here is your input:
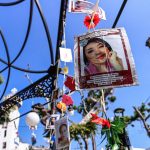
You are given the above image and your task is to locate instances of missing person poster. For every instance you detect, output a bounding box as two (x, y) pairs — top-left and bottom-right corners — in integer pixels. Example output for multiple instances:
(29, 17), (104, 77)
(74, 27), (138, 90)
(55, 117), (70, 150)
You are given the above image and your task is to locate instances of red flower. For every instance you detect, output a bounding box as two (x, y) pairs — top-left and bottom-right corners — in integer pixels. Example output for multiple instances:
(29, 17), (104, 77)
(62, 94), (73, 106)
(64, 76), (75, 91)
(91, 113), (111, 128)
(84, 13), (100, 29)
(91, 113), (99, 119)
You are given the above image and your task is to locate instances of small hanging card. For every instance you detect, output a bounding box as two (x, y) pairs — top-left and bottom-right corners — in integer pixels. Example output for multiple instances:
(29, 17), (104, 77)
(46, 114), (60, 129)
(60, 47), (73, 62)
(74, 27), (138, 90)
(55, 116), (70, 150)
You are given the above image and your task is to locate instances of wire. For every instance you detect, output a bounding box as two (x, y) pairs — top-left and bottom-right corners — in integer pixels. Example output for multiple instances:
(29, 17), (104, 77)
(0, 0), (25, 6)
(0, 58), (48, 73)
(55, 0), (68, 63)
(34, 0), (54, 65)
(7, 0), (34, 70)
(0, 30), (11, 101)
(112, 0), (128, 28)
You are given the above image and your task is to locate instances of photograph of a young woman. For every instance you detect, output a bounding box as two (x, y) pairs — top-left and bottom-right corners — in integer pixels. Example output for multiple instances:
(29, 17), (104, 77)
(82, 37), (124, 75)
(58, 124), (69, 147)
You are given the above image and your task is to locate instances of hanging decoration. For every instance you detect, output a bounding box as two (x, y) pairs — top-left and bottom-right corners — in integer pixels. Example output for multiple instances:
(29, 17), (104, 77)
(84, 13), (100, 29)
(101, 116), (127, 149)
(26, 112), (40, 146)
(74, 28), (138, 90)
(64, 76), (75, 91)
(62, 66), (69, 75)
(56, 102), (67, 112)
(79, 101), (101, 124)
(46, 114), (60, 129)
(60, 47), (73, 62)
(55, 117), (70, 150)
(26, 112), (40, 127)
(68, 105), (74, 116)
(91, 113), (111, 128)
(62, 94), (73, 106)
(68, 0), (106, 30)
(68, 0), (106, 20)
(31, 132), (37, 145)
(59, 20), (73, 98)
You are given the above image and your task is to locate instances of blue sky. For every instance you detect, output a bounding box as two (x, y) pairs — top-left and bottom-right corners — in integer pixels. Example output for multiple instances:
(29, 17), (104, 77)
(0, 0), (150, 149)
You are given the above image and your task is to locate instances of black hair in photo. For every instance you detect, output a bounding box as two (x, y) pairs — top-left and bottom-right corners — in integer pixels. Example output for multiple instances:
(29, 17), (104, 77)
(83, 37), (113, 65)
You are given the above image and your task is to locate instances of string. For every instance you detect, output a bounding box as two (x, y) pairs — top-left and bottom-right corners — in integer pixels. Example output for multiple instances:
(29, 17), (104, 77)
(80, 90), (88, 114)
(101, 89), (106, 114)
(88, 12), (96, 32)
(24, 64), (35, 106)
(62, 20), (67, 94)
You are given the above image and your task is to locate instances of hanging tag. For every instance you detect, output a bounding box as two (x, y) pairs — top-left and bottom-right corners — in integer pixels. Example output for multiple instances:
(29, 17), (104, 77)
(31, 132), (37, 145)
(60, 47), (72, 62)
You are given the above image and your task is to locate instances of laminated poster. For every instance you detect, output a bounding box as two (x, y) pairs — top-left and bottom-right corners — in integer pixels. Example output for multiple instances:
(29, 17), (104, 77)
(55, 117), (70, 150)
(68, 0), (95, 13)
(74, 27), (138, 90)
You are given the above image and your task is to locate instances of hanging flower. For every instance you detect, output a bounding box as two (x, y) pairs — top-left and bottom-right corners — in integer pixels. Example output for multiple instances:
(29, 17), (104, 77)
(84, 13), (100, 29)
(91, 113), (111, 128)
(63, 66), (69, 74)
(64, 76), (75, 91)
(62, 94), (73, 106)
(56, 102), (67, 112)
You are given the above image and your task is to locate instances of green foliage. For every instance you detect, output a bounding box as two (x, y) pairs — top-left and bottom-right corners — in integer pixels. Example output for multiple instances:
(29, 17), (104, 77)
(70, 122), (97, 140)
(0, 74), (4, 84)
(101, 117), (126, 149)
(125, 102), (150, 126)
(108, 96), (116, 103)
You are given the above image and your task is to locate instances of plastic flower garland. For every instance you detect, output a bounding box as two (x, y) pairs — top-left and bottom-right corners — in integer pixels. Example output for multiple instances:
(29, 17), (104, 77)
(101, 116), (127, 149)
(64, 76), (75, 91)
(84, 13), (100, 29)
(62, 94), (73, 106)
(91, 113), (111, 128)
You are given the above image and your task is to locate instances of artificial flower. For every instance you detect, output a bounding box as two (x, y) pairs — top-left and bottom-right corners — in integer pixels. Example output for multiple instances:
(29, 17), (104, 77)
(84, 13), (100, 29)
(62, 94), (73, 106)
(56, 102), (67, 112)
(64, 76), (75, 91)
(91, 113), (111, 128)
(63, 66), (69, 74)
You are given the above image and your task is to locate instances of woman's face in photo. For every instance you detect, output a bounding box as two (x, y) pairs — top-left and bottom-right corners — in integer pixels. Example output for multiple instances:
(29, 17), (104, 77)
(60, 125), (67, 137)
(84, 42), (110, 64)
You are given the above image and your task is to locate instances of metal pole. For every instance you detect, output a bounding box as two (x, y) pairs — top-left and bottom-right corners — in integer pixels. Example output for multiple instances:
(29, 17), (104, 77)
(112, 0), (128, 28)
(49, 0), (68, 149)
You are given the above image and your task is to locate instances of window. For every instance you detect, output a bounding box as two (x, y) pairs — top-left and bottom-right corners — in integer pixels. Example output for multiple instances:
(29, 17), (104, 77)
(4, 130), (7, 137)
(2, 142), (6, 149)
(2, 122), (8, 128)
